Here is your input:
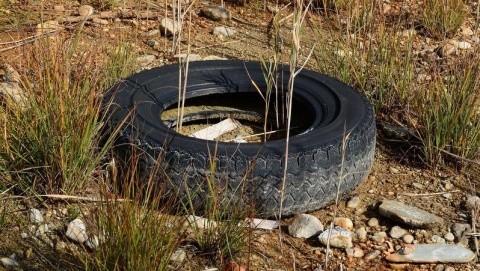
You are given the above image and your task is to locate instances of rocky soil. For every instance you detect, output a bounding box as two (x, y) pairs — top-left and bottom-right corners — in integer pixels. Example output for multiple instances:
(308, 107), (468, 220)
(1, 1), (480, 270)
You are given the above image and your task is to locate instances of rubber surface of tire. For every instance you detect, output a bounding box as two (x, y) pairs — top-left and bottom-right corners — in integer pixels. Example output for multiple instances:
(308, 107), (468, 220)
(104, 60), (376, 217)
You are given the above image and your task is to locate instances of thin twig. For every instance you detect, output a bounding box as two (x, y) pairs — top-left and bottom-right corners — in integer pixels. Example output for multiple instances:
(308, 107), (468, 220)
(0, 194), (129, 202)
(400, 190), (460, 197)
(472, 209), (480, 257)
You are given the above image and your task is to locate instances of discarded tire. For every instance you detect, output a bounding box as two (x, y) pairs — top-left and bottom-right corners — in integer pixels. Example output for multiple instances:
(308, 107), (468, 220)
(104, 60), (375, 217)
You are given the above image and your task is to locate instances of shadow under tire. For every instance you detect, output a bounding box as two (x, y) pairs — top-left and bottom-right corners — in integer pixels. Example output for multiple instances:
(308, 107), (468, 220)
(104, 60), (376, 217)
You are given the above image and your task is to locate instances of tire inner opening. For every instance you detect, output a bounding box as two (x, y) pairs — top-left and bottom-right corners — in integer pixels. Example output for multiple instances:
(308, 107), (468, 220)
(161, 92), (315, 142)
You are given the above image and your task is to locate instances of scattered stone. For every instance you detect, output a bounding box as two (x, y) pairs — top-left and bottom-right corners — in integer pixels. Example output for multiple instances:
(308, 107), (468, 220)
(347, 196), (360, 208)
(55, 240), (67, 253)
(318, 227), (353, 248)
(85, 235), (99, 250)
(438, 40), (458, 57)
(444, 267), (455, 271)
(461, 27), (474, 36)
(145, 29), (160, 37)
(170, 248), (186, 263)
(434, 264), (445, 271)
(364, 250), (381, 261)
(0, 257), (19, 269)
(412, 182), (424, 190)
(386, 244), (475, 263)
(29, 208), (44, 223)
(465, 195), (480, 211)
(21, 232), (28, 239)
(333, 217), (353, 230)
(201, 6), (231, 21)
(389, 166), (400, 174)
(400, 29), (416, 37)
(1, 63), (21, 83)
(36, 20), (63, 35)
(431, 235), (446, 244)
(371, 232), (387, 244)
(367, 217), (379, 227)
(403, 234), (414, 244)
(1, 82), (26, 107)
(389, 263), (409, 270)
(92, 18), (109, 25)
(24, 247), (33, 259)
(352, 247), (364, 257)
(451, 223), (471, 247)
(355, 227), (367, 242)
(36, 224), (49, 236)
(203, 55), (228, 60)
(174, 53), (203, 62)
(54, 5), (65, 12)
(444, 232), (455, 242)
(390, 226), (407, 239)
(66, 218), (88, 243)
(224, 262), (247, 271)
(213, 26), (237, 37)
(442, 193), (452, 199)
(288, 214), (323, 238)
(245, 218), (278, 230)
(78, 5), (94, 17)
(136, 55), (156, 66)
(186, 215), (217, 230)
(457, 41), (472, 50)
(160, 18), (181, 36)
(146, 39), (160, 48)
(378, 200), (444, 228)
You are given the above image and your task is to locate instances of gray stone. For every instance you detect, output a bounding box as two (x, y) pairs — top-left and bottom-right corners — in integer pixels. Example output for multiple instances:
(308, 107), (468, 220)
(0, 257), (19, 269)
(1, 64), (21, 83)
(1, 82), (26, 105)
(458, 41), (471, 50)
(444, 232), (454, 242)
(355, 227), (367, 242)
(145, 29), (160, 37)
(85, 235), (99, 250)
(432, 235), (446, 244)
(347, 196), (360, 208)
(466, 195), (480, 211)
(386, 244), (475, 263)
(451, 223), (471, 247)
(136, 55), (156, 66)
(378, 200), (443, 228)
(213, 26), (236, 37)
(434, 264), (445, 271)
(371, 232), (387, 244)
(390, 226), (407, 239)
(288, 214), (323, 238)
(78, 5), (94, 16)
(318, 226), (353, 248)
(364, 250), (381, 260)
(160, 18), (181, 36)
(201, 6), (231, 21)
(29, 208), (44, 223)
(174, 53), (203, 62)
(66, 218), (88, 243)
(35, 224), (49, 236)
(146, 39), (160, 48)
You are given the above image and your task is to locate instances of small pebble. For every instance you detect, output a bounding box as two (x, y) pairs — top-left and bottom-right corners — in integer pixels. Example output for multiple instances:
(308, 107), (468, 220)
(333, 217), (353, 230)
(390, 226), (407, 239)
(434, 263), (445, 271)
(444, 267), (455, 271)
(367, 217), (379, 227)
(389, 166), (400, 174)
(347, 196), (360, 208)
(444, 232), (454, 242)
(356, 227), (367, 242)
(364, 250), (381, 260)
(403, 234), (414, 244)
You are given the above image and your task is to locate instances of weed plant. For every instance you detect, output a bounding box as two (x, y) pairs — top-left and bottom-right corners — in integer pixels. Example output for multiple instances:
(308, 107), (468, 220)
(0, 34), (136, 194)
(422, 0), (467, 38)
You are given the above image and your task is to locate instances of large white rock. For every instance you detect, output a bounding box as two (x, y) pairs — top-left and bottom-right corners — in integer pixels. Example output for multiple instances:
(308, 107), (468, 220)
(66, 218), (88, 243)
(288, 214), (323, 238)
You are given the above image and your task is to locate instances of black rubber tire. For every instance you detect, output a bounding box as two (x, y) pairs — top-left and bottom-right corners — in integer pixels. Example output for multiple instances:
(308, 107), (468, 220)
(104, 60), (376, 217)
